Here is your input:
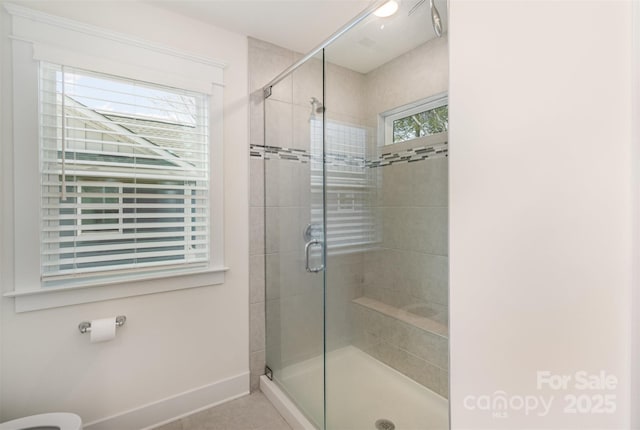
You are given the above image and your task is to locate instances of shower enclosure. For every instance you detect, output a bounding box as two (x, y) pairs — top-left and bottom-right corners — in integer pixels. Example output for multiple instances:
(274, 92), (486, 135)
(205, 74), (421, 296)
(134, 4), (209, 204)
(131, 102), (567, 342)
(260, 1), (449, 428)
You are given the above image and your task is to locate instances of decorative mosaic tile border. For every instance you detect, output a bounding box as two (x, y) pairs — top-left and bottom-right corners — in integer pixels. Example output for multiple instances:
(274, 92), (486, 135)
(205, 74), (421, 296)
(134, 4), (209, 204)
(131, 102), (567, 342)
(250, 142), (448, 167)
(250, 144), (365, 168)
(250, 144), (310, 163)
(368, 142), (448, 168)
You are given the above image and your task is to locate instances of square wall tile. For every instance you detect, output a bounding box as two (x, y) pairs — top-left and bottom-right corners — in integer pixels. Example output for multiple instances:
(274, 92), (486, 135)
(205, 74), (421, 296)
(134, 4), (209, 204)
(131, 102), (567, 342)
(250, 254), (265, 304)
(250, 90), (265, 147)
(250, 207), (265, 256)
(250, 302), (265, 352)
(250, 157), (264, 208)
(250, 349), (266, 392)
(265, 99), (293, 149)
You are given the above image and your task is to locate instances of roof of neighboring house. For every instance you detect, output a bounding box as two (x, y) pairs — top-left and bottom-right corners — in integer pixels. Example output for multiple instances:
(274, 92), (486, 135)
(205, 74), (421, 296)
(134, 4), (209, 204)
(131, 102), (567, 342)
(101, 113), (199, 153)
(64, 95), (198, 169)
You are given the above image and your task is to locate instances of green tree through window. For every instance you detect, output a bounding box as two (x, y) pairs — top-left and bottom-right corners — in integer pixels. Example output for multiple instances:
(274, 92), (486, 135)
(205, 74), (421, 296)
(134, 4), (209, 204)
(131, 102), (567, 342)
(393, 105), (448, 144)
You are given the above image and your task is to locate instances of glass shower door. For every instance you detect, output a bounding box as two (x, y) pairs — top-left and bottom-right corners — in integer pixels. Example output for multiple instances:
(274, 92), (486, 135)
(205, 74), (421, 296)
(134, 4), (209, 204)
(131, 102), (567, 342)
(264, 51), (326, 429)
(321, 5), (450, 429)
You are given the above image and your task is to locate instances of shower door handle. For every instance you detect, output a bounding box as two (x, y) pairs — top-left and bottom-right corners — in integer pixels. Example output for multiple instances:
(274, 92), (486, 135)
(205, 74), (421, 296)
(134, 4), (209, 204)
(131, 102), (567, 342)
(305, 239), (325, 273)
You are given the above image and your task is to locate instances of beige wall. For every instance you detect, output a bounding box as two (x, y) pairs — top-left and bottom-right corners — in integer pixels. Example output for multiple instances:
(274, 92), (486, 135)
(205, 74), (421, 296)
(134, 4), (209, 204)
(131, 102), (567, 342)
(364, 36), (449, 131)
(449, 1), (632, 428)
(0, 1), (249, 425)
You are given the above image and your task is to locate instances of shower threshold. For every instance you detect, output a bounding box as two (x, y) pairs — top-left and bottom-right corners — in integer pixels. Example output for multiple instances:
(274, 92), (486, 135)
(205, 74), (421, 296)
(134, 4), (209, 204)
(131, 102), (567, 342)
(260, 346), (449, 430)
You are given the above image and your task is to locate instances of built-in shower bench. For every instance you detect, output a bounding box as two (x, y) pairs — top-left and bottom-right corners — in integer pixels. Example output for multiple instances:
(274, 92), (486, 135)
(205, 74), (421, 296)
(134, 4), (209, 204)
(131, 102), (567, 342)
(352, 296), (448, 338)
(351, 296), (449, 397)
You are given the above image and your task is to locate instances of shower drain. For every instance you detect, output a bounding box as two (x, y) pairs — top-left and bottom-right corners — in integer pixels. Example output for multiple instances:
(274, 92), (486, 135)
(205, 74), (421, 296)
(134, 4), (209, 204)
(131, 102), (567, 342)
(375, 419), (396, 430)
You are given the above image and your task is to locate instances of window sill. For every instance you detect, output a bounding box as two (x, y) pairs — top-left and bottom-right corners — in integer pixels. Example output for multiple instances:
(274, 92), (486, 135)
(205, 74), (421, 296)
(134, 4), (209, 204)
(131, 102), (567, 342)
(381, 132), (448, 151)
(4, 266), (229, 313)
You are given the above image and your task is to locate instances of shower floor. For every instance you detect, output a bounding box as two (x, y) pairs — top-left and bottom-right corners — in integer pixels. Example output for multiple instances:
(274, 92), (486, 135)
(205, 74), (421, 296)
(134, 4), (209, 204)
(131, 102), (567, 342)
(275, 346), (449, 430)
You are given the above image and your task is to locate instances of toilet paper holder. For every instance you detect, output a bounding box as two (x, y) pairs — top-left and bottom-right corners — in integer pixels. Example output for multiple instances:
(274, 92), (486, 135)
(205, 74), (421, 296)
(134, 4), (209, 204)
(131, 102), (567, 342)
(78, 316), (126, 334)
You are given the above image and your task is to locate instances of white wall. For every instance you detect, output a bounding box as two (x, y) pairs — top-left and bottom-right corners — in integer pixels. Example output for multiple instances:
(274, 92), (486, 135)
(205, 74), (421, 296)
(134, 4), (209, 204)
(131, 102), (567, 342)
(630, 2), (640, 429)
(632, 2), (640, 427)
(449, 1), (632, 428)
(0, 1), (7, 418)
(0, 1), (249, 426)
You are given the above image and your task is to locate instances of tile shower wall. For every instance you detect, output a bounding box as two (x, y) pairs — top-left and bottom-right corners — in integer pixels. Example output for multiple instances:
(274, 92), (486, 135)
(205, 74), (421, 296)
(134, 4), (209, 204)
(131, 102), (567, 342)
(352, 36), (450, 397)
(323, 59), (369, 355)
(249, 38), (293, 391)
(248, 38), (368, 390)
(364, 146), (448, 320)
(263, 54), (328, 375)
(353, 150), (449, 397)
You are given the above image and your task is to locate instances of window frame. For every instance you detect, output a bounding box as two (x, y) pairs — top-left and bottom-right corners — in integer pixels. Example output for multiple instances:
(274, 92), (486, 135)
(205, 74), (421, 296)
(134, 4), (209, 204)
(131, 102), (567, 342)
(4, 4), (228, 312)
(39, 63), (212, 285)
(379, 92), (448, 146)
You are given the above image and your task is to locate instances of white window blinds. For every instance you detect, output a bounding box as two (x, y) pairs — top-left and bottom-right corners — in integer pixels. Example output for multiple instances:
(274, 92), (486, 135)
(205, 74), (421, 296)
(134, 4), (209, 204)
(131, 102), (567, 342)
(40, 63), (210, 285)
(311, 119), (378, 254)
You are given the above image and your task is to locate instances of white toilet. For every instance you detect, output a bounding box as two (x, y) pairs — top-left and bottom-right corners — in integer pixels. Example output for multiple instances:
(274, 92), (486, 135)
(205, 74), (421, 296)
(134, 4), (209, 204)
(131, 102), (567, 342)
(0, 413), (82, 430)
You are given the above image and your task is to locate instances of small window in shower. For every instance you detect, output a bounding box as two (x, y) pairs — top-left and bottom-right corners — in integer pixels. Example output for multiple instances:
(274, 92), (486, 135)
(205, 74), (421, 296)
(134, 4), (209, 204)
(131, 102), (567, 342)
(381, 93), (448, 145)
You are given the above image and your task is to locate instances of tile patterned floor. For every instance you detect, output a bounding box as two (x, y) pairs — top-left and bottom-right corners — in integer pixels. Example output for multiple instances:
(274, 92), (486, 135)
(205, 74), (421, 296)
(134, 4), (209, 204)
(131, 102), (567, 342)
(153, 392), (292, 430)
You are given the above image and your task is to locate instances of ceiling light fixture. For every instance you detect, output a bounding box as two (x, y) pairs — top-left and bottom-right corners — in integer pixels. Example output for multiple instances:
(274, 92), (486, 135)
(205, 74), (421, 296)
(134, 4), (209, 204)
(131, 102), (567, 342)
(374, 0), (399, 18)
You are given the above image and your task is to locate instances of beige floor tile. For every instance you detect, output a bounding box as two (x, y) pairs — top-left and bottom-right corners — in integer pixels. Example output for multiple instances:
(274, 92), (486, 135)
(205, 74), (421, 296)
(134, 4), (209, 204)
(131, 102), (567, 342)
(153, 392), (292, 430)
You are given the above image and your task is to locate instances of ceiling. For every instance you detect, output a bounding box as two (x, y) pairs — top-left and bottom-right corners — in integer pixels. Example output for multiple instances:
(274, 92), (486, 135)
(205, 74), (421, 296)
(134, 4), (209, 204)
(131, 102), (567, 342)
(153, 0), (372, 55)
(325, 0), (447, 73)
(153, 0), (448, 73)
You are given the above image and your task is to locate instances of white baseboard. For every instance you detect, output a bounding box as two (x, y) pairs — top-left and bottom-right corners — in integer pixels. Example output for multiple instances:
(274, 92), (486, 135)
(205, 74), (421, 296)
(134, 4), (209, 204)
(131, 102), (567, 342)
(260, 375), (316, 430)
(84, 372), (250, 430)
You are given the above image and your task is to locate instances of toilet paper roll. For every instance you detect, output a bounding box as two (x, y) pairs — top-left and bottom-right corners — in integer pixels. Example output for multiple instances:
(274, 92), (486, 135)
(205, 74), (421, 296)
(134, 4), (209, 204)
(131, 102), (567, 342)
(90, 317), (117, 343)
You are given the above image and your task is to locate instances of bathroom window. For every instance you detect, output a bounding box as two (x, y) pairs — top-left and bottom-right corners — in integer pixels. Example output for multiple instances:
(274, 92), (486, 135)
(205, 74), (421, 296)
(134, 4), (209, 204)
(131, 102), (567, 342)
(8, 7), (226, 311)
(382, 93), (448, 145)
(39, 63), (212, 288)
